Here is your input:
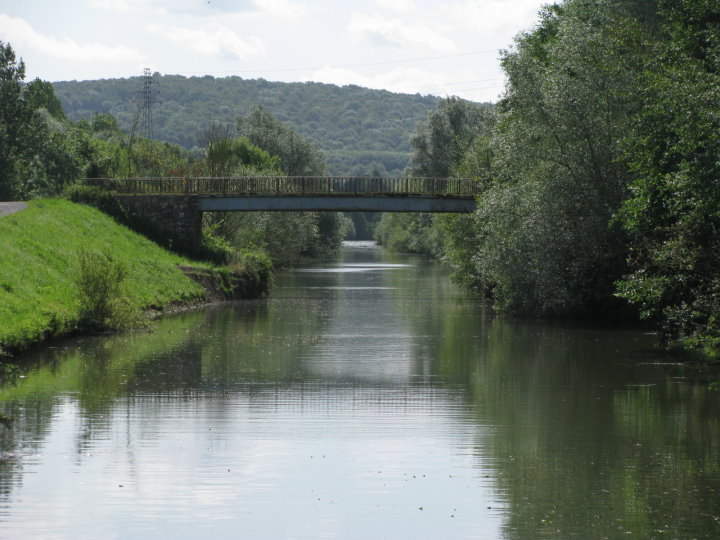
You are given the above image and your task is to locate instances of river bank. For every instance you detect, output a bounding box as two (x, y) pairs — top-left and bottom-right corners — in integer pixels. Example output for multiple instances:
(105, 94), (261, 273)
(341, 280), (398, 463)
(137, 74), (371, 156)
(0, 199), (269, 358)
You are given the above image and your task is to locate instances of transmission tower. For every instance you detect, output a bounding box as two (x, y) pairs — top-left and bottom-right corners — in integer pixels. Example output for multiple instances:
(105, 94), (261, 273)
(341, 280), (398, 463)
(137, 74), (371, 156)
(138, 68), (157, 139)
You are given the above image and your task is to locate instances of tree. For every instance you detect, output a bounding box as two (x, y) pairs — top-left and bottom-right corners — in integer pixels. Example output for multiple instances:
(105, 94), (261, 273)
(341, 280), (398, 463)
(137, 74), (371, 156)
(409, 96), (492, 178)
(615, 0), (720, 353)
(24, 78), (65, 119)
(199, 122), (279, 176)
(237, 106), (326, 176)
(470, 0), (651, 317)
(376, 97), (492, 260)
(0, 41), (31, 200)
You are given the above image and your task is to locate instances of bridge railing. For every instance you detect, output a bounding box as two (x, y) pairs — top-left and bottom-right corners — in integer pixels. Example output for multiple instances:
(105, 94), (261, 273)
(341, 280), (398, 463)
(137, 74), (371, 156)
(83, 176), (481, 197)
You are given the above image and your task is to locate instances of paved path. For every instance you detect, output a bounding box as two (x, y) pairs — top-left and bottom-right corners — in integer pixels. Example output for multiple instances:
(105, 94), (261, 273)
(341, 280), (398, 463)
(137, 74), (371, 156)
(0, 202), (27, 218)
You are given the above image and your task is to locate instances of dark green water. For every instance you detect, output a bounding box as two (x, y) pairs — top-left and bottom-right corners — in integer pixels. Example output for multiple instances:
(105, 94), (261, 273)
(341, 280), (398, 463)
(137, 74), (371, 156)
(0, 242), (718, 539)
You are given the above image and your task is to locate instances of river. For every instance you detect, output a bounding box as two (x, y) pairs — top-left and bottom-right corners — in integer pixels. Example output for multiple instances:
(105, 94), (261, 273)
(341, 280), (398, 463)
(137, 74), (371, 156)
(0, 241), (718, 539)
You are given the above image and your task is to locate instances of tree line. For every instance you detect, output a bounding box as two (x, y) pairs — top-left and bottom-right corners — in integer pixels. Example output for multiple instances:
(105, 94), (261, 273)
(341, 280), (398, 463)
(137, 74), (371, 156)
(376, 0), (720, 356)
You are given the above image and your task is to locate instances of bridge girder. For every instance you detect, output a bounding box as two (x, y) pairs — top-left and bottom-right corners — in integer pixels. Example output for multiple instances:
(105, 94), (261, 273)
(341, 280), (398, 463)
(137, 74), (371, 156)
(198, 195), (476, 213)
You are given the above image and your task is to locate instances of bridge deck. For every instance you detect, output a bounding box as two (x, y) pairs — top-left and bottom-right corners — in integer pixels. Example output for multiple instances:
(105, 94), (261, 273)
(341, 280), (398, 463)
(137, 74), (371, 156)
(198, 195), (475, 213)
(85, 177), (479, 213)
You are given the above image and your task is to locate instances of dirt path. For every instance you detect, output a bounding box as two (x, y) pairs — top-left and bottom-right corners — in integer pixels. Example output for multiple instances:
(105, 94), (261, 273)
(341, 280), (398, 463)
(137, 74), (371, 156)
(0, 202), (27, 218)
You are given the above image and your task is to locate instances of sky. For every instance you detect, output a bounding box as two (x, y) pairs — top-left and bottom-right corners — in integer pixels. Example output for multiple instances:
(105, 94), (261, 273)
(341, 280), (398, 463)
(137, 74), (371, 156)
(0, 0), (545, 103)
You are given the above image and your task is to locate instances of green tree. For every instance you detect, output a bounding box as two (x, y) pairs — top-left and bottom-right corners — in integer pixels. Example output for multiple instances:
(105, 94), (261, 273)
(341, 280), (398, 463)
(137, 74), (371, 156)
(237, 106), (327, 176)
(24, 78), (65, 119)
(200, 122), (279, 176)
(615, 0), (720, 353)
(472, 0), (648, 317)
(376, 97), (492, 260)
(0, 41), (31, 200)
(409, 96), (491, 178)
(232, 107), (348, 264)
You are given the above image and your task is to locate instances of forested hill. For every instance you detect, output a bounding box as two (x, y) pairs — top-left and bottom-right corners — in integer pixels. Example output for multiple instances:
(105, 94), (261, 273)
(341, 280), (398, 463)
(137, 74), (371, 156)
(53, 75), (444, 175)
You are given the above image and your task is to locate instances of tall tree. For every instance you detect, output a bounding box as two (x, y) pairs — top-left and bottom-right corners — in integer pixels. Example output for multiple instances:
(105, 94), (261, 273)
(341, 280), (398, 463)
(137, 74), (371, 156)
(237, 106), (326, 176)
(0, 41), (31, 200)
(409, 96), (491, 178)
(471, 0), (652, 317)
(616, 0), (720, 352)
(376, 98), (492, 259)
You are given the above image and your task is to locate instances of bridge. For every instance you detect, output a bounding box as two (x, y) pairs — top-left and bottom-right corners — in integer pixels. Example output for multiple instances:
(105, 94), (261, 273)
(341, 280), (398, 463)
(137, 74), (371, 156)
(84, 176), (479, 213)
(83, 176), (479, 256)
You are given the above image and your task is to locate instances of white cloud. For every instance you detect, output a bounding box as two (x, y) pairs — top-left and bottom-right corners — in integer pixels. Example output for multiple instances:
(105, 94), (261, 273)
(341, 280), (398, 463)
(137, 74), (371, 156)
(441, 0), (540, 36)
(86, 0), (136, 11)
(348, 12), (457, 53)
(251, 0), (306, 18)
(375, 0), (416, 13)
(88, 0), (303, 18)
(146, 23), (265, 60)
(0, 14), (144, 64)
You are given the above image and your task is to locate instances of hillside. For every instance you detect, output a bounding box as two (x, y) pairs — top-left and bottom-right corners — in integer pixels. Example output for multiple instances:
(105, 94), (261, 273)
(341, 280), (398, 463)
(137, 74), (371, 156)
(53, 75), (443, 175)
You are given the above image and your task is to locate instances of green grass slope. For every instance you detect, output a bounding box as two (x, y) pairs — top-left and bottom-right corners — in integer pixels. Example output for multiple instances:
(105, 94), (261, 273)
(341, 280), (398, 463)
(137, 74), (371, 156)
(0, 199), (207, 353)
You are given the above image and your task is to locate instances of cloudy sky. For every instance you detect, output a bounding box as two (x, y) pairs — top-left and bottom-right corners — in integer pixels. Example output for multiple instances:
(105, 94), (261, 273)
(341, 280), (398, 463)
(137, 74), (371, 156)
(0, 0), (544, 103)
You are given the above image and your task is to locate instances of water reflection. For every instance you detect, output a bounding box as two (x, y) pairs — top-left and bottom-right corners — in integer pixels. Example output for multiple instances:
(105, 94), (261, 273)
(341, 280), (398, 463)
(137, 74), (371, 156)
(0, 242), (718, 539)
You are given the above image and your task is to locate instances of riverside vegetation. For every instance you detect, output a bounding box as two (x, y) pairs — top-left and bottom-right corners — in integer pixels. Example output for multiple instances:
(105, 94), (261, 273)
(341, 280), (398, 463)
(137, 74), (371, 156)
(375, 0), (720, 358)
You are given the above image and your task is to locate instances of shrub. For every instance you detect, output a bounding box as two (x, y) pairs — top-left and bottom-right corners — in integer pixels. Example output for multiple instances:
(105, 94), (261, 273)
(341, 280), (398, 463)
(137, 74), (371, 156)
(75, 249), (140, 331)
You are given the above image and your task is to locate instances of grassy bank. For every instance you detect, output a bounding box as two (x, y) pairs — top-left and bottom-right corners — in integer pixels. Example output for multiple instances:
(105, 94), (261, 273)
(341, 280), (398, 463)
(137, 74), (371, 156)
(0, 199), (241, 355)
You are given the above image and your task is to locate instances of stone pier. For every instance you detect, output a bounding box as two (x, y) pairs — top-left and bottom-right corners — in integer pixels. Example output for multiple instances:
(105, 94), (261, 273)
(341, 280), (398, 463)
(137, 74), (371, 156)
(117, 195), (202, 256)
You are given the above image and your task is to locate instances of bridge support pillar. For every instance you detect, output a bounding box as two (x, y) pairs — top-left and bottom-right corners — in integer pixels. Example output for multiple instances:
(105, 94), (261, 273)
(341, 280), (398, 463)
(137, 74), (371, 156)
(117, 195), (203, 257)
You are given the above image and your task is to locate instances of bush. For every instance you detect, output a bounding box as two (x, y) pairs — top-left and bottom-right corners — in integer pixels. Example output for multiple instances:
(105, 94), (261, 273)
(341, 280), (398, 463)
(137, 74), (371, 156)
(75, 248), (140, 331)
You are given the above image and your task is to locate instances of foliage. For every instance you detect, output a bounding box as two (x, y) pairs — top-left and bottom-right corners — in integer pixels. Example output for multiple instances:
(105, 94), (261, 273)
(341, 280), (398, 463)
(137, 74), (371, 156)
(75, 248), (140, 331)
(53, 76), (444, 176)
(24, 78), (65, 119)
(409, 96), (493, 178)
(213, 211), (319, 267)
(466, 0), (646, 318)
(0, 41), (32, 200)
(311, 212), (354, 258)
(231, 248), (273, 293)
(614, 0), (720, 353)
(374, 213), (444, 256)
(190, 108), (349, 266)
(375, 97), (491, 262)
(237, 106), (327, 176)
(199, 122), (279, 176)
(0, 42), (199, 199)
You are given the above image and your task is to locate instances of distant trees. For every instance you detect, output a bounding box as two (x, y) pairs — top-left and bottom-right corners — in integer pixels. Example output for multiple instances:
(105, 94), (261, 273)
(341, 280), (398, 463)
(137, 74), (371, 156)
(52, 76), (443, 175)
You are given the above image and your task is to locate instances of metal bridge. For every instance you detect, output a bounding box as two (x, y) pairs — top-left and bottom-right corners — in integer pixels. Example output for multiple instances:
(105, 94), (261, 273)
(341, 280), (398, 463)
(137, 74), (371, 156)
(84, 176), (479, 213)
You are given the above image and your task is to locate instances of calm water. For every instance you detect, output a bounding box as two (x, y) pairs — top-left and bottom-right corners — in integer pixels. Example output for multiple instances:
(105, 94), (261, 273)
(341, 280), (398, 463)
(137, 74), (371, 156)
(1, 242), (718, 539)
